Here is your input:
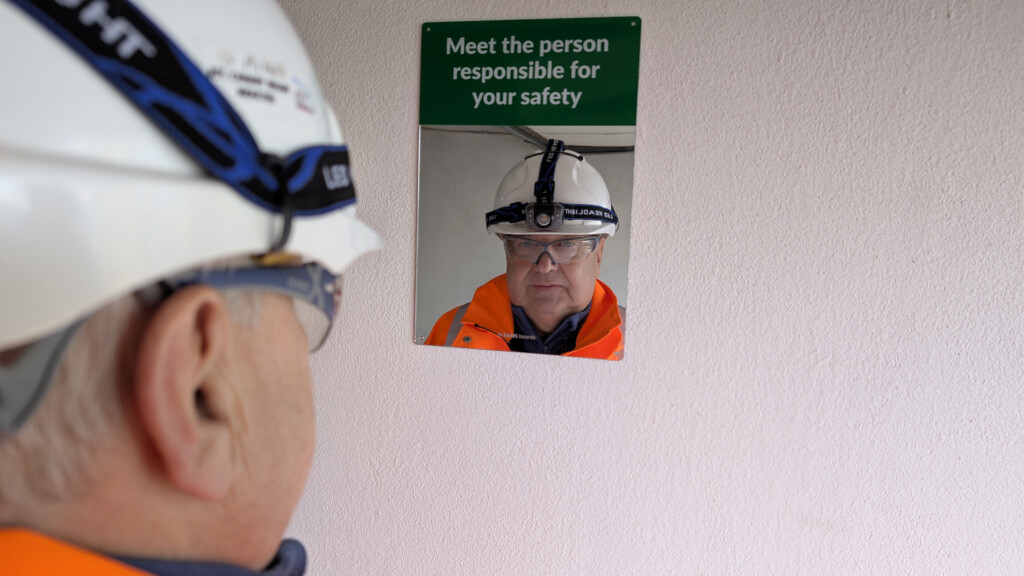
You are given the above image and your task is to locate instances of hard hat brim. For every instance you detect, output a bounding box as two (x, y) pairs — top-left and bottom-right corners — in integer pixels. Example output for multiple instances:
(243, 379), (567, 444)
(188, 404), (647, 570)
(0, 149), (382, 349)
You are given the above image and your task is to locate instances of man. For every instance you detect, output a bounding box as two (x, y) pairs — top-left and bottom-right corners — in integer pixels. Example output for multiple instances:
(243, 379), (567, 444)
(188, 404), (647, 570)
(425, 140), (625, 360)
(0, 1), (380, 574)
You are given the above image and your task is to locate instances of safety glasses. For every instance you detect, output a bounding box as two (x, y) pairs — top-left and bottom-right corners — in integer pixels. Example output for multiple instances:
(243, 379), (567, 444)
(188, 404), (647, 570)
(150, 262), (341, 352)
(502, 235), (601, 265)
(1, 262), (339, 438)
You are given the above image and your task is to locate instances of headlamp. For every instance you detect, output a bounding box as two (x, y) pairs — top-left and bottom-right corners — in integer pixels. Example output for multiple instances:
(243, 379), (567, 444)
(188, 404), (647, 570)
(526, 203), (564, 231)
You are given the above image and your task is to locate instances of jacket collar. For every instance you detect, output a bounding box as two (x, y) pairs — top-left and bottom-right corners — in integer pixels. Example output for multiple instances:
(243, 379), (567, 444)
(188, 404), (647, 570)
(463, 275), (621, 349)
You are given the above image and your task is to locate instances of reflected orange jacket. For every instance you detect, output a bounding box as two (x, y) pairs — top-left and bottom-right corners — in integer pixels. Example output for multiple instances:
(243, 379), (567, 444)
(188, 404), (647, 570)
(425, 274), (625, 360)
(0, 529), (150, 575)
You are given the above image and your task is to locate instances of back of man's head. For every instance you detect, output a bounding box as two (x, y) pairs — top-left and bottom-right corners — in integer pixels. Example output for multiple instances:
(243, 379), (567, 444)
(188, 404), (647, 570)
(0, 0), (379, 570)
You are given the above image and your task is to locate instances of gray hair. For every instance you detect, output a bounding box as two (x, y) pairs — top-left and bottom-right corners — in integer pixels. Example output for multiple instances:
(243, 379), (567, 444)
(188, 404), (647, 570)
(0, 289), (261, 517)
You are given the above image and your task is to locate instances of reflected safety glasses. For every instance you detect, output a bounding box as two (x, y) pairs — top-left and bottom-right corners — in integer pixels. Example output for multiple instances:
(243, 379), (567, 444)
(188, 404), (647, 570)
(144, 262), (341, 352)
(502, 235), (601, 265)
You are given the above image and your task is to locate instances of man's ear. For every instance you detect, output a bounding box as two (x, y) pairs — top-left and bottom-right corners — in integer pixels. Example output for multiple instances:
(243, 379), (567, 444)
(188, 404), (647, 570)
(133, 285), (237, 501)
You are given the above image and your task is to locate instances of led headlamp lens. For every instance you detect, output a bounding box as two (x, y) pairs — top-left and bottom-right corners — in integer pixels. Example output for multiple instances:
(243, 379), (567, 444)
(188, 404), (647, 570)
(525, 203), (564, 231)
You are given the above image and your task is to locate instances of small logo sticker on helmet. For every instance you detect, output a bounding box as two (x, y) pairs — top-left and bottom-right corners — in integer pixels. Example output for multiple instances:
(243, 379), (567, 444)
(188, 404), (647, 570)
(291, 76), (316, 115)
(194, 43), (300, 113)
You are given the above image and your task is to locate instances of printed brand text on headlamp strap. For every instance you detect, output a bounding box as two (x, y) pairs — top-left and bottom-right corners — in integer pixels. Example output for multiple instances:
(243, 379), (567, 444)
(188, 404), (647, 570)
(485, 202), (618, 226)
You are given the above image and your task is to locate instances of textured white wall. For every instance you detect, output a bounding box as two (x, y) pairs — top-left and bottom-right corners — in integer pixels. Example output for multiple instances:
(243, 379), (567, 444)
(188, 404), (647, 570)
(280, 0), (1024, 574)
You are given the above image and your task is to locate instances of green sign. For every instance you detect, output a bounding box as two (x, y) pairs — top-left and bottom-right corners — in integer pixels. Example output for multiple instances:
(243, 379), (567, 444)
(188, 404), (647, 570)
(420, 17), (641, 125)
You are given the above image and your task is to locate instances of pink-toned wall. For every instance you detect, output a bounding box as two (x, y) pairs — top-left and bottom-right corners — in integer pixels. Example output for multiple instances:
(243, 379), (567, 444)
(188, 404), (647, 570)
(280, 1), (1024, 574)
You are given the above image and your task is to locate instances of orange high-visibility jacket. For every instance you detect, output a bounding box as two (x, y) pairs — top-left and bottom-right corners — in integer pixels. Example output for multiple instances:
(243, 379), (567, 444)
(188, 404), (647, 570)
(0, 529), (150, 575)
(425, 274), (625, 360)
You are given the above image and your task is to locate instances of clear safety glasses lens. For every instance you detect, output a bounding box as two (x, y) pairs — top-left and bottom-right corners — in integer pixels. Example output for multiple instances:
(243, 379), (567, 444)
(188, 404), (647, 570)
(164, 263), (341, 352)
(503, 236), (600, 265)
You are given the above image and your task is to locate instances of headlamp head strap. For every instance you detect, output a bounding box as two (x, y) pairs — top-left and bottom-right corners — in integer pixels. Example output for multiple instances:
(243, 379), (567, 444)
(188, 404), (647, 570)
(526, 139), (565, 230)
(534, 139), (565, 206)
(484, 202), (619, 229)
(8, 0), (358, 251)
(485, 139), (619, 231)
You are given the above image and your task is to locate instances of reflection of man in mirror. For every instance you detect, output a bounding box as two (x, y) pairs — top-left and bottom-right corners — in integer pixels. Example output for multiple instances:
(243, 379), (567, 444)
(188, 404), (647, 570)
(426, 139), (624, 360)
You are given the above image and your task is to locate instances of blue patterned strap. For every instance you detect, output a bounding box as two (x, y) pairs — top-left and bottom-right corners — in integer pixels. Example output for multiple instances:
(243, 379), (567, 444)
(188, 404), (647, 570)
(8, 0), (356, 218)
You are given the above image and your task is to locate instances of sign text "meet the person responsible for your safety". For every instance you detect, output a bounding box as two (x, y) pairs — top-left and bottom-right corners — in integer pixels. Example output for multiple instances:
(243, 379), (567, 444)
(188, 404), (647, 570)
(446, 35), (608, 109)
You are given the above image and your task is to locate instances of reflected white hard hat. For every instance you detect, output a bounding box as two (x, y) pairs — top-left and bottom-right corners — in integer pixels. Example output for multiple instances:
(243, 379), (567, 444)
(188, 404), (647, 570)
(486, 139), (618, 237)
(0, 0), (381, 350)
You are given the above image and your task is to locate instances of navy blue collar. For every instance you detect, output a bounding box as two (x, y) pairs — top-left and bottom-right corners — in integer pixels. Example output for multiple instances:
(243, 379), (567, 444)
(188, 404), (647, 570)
(116, 539), (306, 576)
(511, 303), (591, 355)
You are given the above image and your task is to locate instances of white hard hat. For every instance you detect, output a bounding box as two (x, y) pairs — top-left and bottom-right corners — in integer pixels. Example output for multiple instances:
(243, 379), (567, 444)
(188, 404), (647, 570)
(0, 0), (382, 350)
(486, 139), (618, 237)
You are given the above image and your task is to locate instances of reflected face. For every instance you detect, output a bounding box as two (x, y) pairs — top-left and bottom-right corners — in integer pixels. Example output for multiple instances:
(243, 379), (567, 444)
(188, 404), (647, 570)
(503, 234), (605, 334)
